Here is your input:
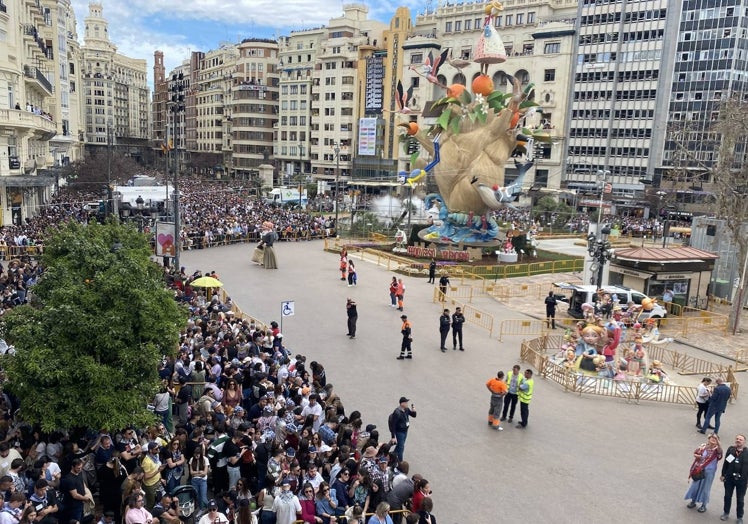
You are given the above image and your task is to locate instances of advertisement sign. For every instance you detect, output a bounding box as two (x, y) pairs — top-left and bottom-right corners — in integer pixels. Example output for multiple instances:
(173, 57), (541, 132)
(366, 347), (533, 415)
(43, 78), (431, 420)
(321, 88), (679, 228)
(156, 222), (176, 257)
(358, 118), (378, 156)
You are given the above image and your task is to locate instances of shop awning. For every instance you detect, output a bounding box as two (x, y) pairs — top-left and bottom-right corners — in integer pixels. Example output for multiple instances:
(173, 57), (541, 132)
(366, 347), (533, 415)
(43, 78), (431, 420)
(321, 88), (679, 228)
(0, 175), (56, 187)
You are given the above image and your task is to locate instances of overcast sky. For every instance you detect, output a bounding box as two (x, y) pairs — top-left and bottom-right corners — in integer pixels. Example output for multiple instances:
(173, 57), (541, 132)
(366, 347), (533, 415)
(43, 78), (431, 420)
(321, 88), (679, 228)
(70, 0), (427, 87)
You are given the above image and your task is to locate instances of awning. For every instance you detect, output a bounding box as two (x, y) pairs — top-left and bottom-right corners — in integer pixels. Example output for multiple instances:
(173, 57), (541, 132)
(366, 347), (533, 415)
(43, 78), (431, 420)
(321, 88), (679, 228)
(0, 175), (56, 188)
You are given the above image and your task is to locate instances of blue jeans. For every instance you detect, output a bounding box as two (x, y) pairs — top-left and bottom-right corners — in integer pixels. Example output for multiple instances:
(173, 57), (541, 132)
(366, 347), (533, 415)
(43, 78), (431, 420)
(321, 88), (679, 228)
(191, 477), (208, 510)
(702, 407), (723, 434)
(395, 431), (408, 462)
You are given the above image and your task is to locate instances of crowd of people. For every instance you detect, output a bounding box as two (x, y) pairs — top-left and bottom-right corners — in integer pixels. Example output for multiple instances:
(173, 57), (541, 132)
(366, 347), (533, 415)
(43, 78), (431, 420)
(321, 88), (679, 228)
(0, 179), (439, 524)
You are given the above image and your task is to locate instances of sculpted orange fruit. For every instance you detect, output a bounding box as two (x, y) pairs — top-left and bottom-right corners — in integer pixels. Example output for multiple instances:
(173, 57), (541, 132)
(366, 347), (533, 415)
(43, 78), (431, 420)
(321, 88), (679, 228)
(472, 74), (494, 96)
(447, 83), (466, 98)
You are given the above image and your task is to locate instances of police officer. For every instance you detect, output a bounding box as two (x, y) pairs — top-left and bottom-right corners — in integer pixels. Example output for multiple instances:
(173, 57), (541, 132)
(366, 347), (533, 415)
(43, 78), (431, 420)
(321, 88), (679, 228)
(439, 309), (451, 352)
(452, 307), (465, 351)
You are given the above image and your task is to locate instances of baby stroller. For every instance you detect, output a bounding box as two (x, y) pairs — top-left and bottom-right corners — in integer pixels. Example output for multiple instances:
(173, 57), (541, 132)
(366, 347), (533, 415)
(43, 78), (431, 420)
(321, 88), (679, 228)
(171, 485), (199, 524)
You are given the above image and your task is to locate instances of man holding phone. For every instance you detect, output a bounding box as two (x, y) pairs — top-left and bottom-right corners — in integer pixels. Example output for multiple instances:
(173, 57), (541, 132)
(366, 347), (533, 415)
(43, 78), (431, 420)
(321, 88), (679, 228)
(388, 397), (417, 462)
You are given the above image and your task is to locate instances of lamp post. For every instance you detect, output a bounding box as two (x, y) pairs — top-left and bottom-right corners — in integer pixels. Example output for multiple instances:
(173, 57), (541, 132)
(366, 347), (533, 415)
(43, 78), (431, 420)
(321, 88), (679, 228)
(170, 72), (186, 270)
(334, 143), (341, 235)
(135, 195), (145, 233)
(298, 142), (303, 210)
(655, 190), (668, 247)
(587, 225), (613, 288)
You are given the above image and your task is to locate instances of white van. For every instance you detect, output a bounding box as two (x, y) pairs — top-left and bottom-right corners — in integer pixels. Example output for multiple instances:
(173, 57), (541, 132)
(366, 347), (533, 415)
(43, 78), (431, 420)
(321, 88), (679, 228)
(553, 283), (667, 321)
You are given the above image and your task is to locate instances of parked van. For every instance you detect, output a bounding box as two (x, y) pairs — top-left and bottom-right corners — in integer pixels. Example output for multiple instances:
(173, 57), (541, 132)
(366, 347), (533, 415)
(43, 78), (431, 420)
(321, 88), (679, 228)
(553, 283), (667, 321)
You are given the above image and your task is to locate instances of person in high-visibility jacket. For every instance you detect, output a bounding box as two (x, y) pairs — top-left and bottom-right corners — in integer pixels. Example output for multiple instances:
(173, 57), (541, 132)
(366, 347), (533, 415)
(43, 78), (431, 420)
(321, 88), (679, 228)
(485, 371), (508, 430)
(516, 369), (534, 429)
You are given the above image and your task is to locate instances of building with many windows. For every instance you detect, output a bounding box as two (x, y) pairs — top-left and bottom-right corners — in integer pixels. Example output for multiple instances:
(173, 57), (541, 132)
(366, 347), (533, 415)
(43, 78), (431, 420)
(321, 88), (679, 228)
(80, 3), (149, 158)
(0, 0), (61, 224)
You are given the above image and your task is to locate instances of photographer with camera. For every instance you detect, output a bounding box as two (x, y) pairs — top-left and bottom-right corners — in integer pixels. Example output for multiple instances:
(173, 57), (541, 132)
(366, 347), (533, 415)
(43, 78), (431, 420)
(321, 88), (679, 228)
(720, 434), (748, 523)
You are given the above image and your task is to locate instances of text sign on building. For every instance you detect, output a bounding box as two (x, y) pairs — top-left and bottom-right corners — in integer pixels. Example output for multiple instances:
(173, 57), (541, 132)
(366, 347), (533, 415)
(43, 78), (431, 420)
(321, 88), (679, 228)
(364, 55), (384, 114)
(358, 118), (378, 156)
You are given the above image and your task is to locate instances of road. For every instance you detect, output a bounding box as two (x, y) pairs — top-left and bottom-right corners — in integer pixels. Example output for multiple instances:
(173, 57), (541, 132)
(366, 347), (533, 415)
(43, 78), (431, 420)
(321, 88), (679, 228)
(182, 241), (747, 523)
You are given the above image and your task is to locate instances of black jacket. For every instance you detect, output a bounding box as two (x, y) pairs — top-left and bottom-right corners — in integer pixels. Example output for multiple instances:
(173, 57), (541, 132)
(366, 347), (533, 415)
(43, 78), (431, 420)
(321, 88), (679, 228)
(722, 446), (748, 482)
(388, 407), (416, 437)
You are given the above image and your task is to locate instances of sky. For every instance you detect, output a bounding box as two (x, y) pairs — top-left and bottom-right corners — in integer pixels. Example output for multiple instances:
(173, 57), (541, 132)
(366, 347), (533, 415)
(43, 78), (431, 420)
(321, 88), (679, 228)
(70, 0), (427, 88)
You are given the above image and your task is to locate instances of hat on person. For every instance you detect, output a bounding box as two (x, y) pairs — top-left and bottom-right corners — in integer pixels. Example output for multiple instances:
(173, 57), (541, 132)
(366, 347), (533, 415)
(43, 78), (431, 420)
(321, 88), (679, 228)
(377, 455), (389, 463)
(280, 477), (291, 486)
(365, 424), (377, 433)
(400, 315), (407, 319)
(308, 445), (317, 453)
(318, 443), (333, 453)
(399, 396), (410, 404)
(234, 406), (245, 414)
(363, 446), (377, 458)
(208, 500), (218, 510)
(285, 448), (296, 458)
(147, 441), (160, 451)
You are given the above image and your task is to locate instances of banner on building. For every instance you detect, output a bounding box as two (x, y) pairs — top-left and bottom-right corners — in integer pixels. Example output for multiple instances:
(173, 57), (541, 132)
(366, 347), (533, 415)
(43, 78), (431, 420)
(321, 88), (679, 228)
(358, 118), (378, 156)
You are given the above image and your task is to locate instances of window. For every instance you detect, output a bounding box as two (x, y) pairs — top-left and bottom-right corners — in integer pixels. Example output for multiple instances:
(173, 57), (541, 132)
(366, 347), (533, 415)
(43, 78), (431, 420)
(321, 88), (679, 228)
(445, 21), (452, 32)
(544, 42), (560, 54)
(527, 12), (536, 24)
(494, 16), (502, 27)
(544, 69), (555, 82)
(475, 18), (482, 29)
(505, 15), (513, 26)
(516, 14), (524, 25)
(411, 53), (423, 65)
(464, 19), (472, 31)
(454, 21), (462, 32)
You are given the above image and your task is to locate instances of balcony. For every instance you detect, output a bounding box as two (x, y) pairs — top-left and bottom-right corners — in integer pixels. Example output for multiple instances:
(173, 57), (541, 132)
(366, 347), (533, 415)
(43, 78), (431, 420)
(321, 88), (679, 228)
(24, 65), (53, 95)
(0, 109), (56, 138)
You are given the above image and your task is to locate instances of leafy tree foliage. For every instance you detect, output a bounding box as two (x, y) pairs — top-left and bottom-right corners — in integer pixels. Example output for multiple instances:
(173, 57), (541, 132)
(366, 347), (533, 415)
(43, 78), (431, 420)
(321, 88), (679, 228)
(0, 222), (186, 431)
(59, 152), (145, 188)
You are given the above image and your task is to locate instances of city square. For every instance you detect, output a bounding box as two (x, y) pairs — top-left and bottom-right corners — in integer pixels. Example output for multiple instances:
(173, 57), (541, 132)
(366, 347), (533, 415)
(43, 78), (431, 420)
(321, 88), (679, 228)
(181, 240), (748, 523)
(1, 0), (748, 523)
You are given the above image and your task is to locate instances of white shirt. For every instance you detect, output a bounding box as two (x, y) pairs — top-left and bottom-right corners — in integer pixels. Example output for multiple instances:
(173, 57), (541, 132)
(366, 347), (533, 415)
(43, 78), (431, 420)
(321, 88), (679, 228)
(301, 402), (323, 432)
(198, 511), (229, 524)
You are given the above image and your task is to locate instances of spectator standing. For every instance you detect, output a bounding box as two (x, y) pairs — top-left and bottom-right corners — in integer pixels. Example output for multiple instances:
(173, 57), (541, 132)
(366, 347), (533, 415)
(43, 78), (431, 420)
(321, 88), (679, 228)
(141, 442), (165, 509)
(438, 309), (450, 352)
(696, 377), (712, 430)
(396, 316), (412, 360)
(485, 371), (508, 431)
(59, 459), (92, 523)
(544, 291), (558, 329)
(685, 433), (722, 513)
(347, 299), (358, 339)
(348, 260), (357, 286)
(501, 365), (522, 424)
(438, 274), (449, 302)
(388, 397), (416, 462)
(272, 478), (301, 524)
(388, 277), (398, 308)
(451, 308), (465, 351)
(700, 378), (731, 435)
(720, 434), (748, 523)
(515, 369), (535, 429)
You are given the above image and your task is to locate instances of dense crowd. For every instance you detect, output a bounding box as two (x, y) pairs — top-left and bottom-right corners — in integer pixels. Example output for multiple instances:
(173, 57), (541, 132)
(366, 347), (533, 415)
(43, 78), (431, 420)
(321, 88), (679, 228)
(0, 178), (436, 524)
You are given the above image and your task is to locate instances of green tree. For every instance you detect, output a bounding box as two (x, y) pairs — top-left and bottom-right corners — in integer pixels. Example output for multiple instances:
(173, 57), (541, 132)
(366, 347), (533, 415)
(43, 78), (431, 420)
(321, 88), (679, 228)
(0, 221), (186, 431)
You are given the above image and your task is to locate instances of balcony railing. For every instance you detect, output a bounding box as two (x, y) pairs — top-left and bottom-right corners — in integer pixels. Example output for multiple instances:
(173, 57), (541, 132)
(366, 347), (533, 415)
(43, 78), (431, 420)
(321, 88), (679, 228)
(0, 109), (56, 136)
(24, 65), (53, 95)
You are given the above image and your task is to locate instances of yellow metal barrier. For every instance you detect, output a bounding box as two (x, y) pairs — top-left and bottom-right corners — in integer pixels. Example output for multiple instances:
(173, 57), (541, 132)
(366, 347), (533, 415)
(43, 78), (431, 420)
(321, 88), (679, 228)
(431, 285), (473, 303)
(498, 318), (549, 341)
(462, 302), (494, 337)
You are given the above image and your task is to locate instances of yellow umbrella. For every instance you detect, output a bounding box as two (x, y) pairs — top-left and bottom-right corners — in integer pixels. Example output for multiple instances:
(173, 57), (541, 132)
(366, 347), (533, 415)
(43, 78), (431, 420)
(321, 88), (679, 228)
(190, 276), (223, 288)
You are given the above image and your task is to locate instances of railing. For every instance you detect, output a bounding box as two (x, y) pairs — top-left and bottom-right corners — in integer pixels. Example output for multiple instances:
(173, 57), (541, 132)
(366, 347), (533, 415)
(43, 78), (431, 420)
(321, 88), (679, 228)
(431, 284), (473, 304)
(520, 334), (740, 403)
(24, 65), (53, 94)
(0, 109), (56, 134)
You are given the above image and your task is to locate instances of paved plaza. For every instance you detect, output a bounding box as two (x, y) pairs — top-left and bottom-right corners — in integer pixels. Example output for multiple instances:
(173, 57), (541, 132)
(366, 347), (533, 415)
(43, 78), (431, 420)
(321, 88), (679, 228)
(182, 241), (747, 523)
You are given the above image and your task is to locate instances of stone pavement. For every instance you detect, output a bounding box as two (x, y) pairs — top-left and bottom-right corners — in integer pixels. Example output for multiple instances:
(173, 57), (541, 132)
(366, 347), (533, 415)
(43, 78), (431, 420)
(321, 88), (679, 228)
(182, 242), (747, 524)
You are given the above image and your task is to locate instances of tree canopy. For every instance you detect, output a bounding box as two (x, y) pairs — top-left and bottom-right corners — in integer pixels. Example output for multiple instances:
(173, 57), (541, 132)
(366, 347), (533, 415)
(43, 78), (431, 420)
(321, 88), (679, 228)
(0, 221), (186, 431)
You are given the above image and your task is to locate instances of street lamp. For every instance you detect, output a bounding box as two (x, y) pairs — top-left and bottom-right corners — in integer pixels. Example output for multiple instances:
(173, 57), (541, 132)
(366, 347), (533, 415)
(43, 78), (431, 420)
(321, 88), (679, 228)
(135, 195), (145, 233)
(298, 143), (303, 210)
(656, 190), (667, 247)
(334, 143), (341, 235)
(587, 225), (613, 288)
(170, 72), (186, 270)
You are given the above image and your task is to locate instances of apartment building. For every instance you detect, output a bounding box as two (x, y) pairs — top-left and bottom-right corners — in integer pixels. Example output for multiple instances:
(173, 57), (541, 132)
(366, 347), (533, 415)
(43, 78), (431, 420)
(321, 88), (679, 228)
(80, 3), (149, 157)
(310, 4), (387, 183)
(0, 0), (59, 224)
(277, 27), (326, 185)
(232, 38), (279, 178)
(191, 45), (237, 175)
(406, 0), (578, 189)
